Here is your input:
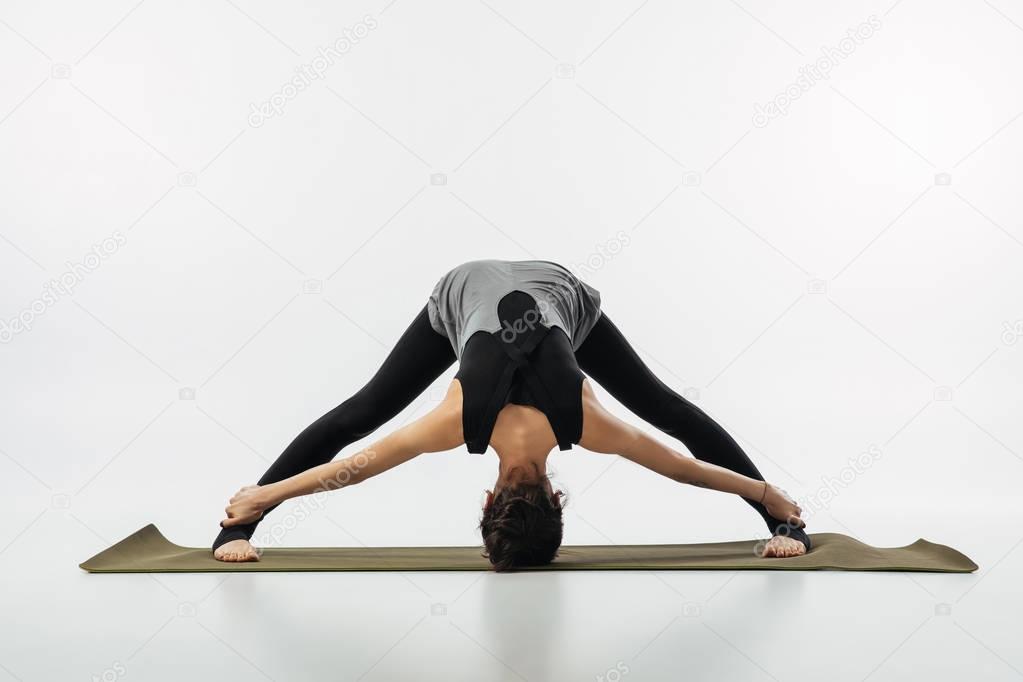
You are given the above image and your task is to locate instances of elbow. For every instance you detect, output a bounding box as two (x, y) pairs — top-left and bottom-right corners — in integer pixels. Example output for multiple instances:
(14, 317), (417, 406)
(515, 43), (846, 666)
(428, 405), (464, 452)
(670, 457), (705, 487)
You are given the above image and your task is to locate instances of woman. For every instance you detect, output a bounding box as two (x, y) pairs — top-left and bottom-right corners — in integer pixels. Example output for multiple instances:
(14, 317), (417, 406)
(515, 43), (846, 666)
(216, 259), (809, 568)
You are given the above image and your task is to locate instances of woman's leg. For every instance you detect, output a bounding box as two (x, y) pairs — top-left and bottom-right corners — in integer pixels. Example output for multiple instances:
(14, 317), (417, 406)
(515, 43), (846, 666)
(573, 312), (810, 548)
(212, 303), (456, 549)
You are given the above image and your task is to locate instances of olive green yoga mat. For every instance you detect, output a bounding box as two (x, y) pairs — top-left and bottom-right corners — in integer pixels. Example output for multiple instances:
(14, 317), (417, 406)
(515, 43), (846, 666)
(79, 524), (977, 573)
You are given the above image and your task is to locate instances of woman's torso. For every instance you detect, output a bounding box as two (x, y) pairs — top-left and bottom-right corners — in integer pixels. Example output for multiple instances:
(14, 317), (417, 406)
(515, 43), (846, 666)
(427, 259), (602, 359)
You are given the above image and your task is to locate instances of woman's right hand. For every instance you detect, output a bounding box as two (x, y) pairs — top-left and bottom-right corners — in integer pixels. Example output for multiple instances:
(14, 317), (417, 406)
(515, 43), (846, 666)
(762, 483), (804, 528)
(221, 485), (268, 527)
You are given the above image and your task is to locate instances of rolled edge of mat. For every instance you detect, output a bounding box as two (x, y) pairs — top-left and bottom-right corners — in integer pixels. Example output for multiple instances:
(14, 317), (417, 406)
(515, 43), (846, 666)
(79, 524), (169, 572)
(908, 538), (979, 572)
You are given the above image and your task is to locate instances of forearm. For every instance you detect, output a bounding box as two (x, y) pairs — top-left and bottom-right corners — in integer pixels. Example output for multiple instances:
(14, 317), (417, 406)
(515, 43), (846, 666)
(261, 433), (408, 506)
(580, 391), (805, 543)
(618, 428), (764, 500)
(670, 455), (765, 500)
(257, 400), (461, 509)
(261, 453), (363, 506)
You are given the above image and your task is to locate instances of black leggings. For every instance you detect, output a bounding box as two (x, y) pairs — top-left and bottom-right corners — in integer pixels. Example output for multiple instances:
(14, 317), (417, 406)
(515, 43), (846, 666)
(213, 306), (807, 549)
(212, 305), (455, 549)
(574, 315), (809, 548)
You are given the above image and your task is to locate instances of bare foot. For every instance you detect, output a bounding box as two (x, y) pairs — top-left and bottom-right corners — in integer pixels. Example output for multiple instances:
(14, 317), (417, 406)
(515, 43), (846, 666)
(213, 539), (260, 562)
(761, 535), (807, 558)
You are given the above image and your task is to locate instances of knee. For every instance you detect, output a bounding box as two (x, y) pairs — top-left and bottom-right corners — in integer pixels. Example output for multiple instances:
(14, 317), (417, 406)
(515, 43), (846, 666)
(651, 392), (707, 433)
(320, 396), (378, 441)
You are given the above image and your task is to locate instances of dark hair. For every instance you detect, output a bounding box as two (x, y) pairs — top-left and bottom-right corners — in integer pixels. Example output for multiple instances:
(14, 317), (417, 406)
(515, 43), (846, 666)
(479, 482), (564, 571)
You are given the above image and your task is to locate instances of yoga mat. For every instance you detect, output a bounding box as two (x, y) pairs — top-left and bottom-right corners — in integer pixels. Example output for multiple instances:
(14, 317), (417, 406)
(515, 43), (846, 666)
(79, 524), (977, 573)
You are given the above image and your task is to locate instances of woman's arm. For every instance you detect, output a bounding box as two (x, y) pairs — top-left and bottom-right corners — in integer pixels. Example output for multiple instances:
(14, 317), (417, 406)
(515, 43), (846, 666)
(221, 382), (464, 526)
(578, 383), (803, 525)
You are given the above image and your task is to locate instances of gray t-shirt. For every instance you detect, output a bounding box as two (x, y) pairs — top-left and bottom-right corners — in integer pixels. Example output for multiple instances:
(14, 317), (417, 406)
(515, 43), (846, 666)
(427, 259), (602, 359)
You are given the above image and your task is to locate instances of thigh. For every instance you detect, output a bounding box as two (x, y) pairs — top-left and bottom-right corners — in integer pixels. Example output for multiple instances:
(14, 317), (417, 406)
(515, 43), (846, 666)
(214, 302), (455, 549)
(575, 311), (762, 474)
(347, 302), (457, 423)
(573, 312), (676, 420)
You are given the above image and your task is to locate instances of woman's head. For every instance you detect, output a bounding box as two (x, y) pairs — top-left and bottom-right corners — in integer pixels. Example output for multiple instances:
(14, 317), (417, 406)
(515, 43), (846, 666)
(480, 477), (564, 571)
(481, 402), (564, 571)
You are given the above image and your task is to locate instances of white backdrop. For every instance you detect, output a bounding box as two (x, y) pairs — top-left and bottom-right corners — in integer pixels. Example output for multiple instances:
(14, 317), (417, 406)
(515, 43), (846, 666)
(2, 1), (1023, 677)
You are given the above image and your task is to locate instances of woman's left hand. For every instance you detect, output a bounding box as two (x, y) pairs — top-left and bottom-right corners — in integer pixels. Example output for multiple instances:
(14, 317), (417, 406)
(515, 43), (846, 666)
(221, 485), (268, 527)
(762, 483), (805, 528)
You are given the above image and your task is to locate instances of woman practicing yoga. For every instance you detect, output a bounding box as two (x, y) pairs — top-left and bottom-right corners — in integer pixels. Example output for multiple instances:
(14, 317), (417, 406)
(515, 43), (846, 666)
(215, 259), (809, 569)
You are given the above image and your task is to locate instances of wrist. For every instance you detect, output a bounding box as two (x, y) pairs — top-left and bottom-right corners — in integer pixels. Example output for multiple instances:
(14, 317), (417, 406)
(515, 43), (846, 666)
(745, 479), (768, 502)
(257, 483), (281, 509)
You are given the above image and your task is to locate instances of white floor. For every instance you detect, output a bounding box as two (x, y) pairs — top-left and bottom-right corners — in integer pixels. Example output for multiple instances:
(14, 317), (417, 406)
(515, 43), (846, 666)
(3, 504), (1021, 682)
